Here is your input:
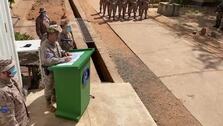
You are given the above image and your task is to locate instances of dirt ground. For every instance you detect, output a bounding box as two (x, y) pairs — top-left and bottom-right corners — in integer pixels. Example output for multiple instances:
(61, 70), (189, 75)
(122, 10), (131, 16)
(75, 0), (202, 125)
(12, 0), (66, 39)
(27, 0), (66, 22)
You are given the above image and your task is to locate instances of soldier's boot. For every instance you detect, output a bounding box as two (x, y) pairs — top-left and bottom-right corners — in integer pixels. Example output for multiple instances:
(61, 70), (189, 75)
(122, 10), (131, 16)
(139, 9), (143, 20)
(133, 6), (137, 19)
(47, 105), (56, 113)
(51, 89), (56, 103)
(133, 9), (137, 19)
(118, 6), (122, 19)
(103, 4), (107, 16)
(128, 9), (131, 18)
(99, 1), (103, 13)
(46, 97), (56, 112)
(108, 6), (112, 20)
(113, 6), (117, 20)
(144, 8), (148, 19)
(123, 6), (127, 19)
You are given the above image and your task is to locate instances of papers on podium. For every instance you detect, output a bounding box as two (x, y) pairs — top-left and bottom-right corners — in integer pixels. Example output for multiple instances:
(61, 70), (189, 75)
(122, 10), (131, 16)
(57, 52), (84, 66)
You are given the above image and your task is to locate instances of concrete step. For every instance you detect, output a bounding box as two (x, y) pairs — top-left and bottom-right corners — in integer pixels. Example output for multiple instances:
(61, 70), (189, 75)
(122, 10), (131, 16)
(26, 83), (157, 126)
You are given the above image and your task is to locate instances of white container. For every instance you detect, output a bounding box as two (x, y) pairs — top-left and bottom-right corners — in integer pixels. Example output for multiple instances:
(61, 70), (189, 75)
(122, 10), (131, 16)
(0, 0), (22, 87)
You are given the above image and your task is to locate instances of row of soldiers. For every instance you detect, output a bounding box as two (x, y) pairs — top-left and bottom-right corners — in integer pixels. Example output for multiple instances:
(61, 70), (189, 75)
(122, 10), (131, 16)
(99, 0), (150, 20)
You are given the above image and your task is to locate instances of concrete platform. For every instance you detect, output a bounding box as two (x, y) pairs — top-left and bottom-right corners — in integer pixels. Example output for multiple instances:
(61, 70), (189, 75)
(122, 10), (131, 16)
(26, 83), (157, 126)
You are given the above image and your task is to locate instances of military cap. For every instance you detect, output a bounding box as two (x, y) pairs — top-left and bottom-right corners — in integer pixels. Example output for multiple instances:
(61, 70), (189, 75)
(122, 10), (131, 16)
(47, 25), (61, 33)
(0, 59), (15, 72)
(39, 8), (46, 13)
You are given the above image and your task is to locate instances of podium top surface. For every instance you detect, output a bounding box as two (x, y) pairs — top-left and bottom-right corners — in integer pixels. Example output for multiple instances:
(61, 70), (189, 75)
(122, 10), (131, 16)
(50, 48), (94, 70)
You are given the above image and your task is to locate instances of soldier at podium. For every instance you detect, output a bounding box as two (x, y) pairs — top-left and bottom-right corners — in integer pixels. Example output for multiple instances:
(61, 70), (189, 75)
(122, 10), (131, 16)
(40, 25), (72, 112)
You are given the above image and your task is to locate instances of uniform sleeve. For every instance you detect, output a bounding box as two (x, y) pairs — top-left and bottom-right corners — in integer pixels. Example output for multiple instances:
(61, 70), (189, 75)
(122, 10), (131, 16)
(0, 91), (19, 126)
(43, 48), (66, 66)
(43, 18), (50, 28)
(56, 42), (66, 56)
(36, 17), (43, 39)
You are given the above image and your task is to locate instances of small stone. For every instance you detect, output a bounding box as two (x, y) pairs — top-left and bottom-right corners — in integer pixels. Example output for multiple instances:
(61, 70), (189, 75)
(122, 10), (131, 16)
(200, 27), (207, 36)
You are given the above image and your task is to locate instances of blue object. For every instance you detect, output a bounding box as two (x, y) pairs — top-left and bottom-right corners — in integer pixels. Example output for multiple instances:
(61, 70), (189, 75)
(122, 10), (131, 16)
(82, 67), (90, 86)
(8, 66), (17, 77)
(66, 25), (72, 33)
(0, 106), (9, 113)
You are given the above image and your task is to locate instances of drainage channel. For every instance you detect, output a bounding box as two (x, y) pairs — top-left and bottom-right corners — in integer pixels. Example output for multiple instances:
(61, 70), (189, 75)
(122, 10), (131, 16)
(69, 0), (114, 82)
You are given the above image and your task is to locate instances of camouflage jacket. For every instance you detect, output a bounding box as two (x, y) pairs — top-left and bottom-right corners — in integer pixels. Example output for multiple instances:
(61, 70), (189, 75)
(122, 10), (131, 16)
(40, 39), (66, 67)
(0, 79), (29, 126)
(35, 15), (50, 39)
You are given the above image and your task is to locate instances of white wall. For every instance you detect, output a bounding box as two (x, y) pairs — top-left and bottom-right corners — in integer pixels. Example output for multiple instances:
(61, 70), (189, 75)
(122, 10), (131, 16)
(0, 0), (22, 86)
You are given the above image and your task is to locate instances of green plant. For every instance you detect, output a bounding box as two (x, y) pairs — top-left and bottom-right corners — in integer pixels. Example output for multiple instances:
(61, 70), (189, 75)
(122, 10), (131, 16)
(15, 32), (34, 40)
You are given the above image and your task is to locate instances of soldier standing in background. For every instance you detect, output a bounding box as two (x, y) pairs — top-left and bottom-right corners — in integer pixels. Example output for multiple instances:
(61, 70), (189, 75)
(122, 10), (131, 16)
(128, 0), (138, 19)
(36, 8), (50, 39)
(0, 59), (30, 126)
(139, 0), (150, 20)
(103, 0), (110, 16)
(108, 0), (118, 20)
(59, 19), (75, 51)
(99, 0), (104, 13)
(118, 0), (128, 19)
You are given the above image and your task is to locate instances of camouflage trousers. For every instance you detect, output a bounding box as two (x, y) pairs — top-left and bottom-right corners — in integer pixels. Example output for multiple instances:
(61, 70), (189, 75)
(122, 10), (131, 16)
(103, 2), (110, 16)
(128, 3), (138, 19)
(99, 0), (104, 13)
(43, 73), (55, 105)
(118, 3), (128, 19)
(108, 4), (118, 19)
(139, 4), (149, 19)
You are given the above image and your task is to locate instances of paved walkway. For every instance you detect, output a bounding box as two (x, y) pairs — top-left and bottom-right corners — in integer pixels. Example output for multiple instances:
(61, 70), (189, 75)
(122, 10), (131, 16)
(27, 83), (157, 126)
(89, 0), (223, 126)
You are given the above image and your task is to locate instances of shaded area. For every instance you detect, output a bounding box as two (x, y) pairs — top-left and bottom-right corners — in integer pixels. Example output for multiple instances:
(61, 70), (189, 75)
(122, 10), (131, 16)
(27, 91), (77, 126)
(68, 0), (114, 82)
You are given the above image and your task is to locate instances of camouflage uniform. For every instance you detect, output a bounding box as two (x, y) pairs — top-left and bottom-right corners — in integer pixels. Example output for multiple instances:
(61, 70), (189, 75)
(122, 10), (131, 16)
(58, 32), (74, 51)
(0, 60), (29, 126)
(118, 0), (128, 19)
(108, 0), (118, 20)
(40, 38), (66, 105)
(99, 0), (104, 13)
(128, 0), (138, 19)
(103, 0), (110, 16)
(138, 0), (149, 19)
(214, 1), (223, 28)
(36, 9), (50, 39)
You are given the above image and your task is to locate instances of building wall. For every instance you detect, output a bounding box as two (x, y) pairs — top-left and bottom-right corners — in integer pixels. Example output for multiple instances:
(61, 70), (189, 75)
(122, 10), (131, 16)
(0, 0), (22, 86)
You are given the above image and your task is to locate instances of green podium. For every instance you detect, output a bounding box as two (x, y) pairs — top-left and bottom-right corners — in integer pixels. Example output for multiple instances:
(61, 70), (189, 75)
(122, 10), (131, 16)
(49, 48), (94, 121)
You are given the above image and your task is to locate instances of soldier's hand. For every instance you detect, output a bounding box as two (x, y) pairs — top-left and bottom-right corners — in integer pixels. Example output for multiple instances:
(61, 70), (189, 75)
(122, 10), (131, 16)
(65, 52), (72, 56)
(64, 57), (72, 62)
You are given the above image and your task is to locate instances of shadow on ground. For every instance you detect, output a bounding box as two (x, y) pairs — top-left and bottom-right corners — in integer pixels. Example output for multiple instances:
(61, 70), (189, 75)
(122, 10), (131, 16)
(27, 91), (77, 126)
